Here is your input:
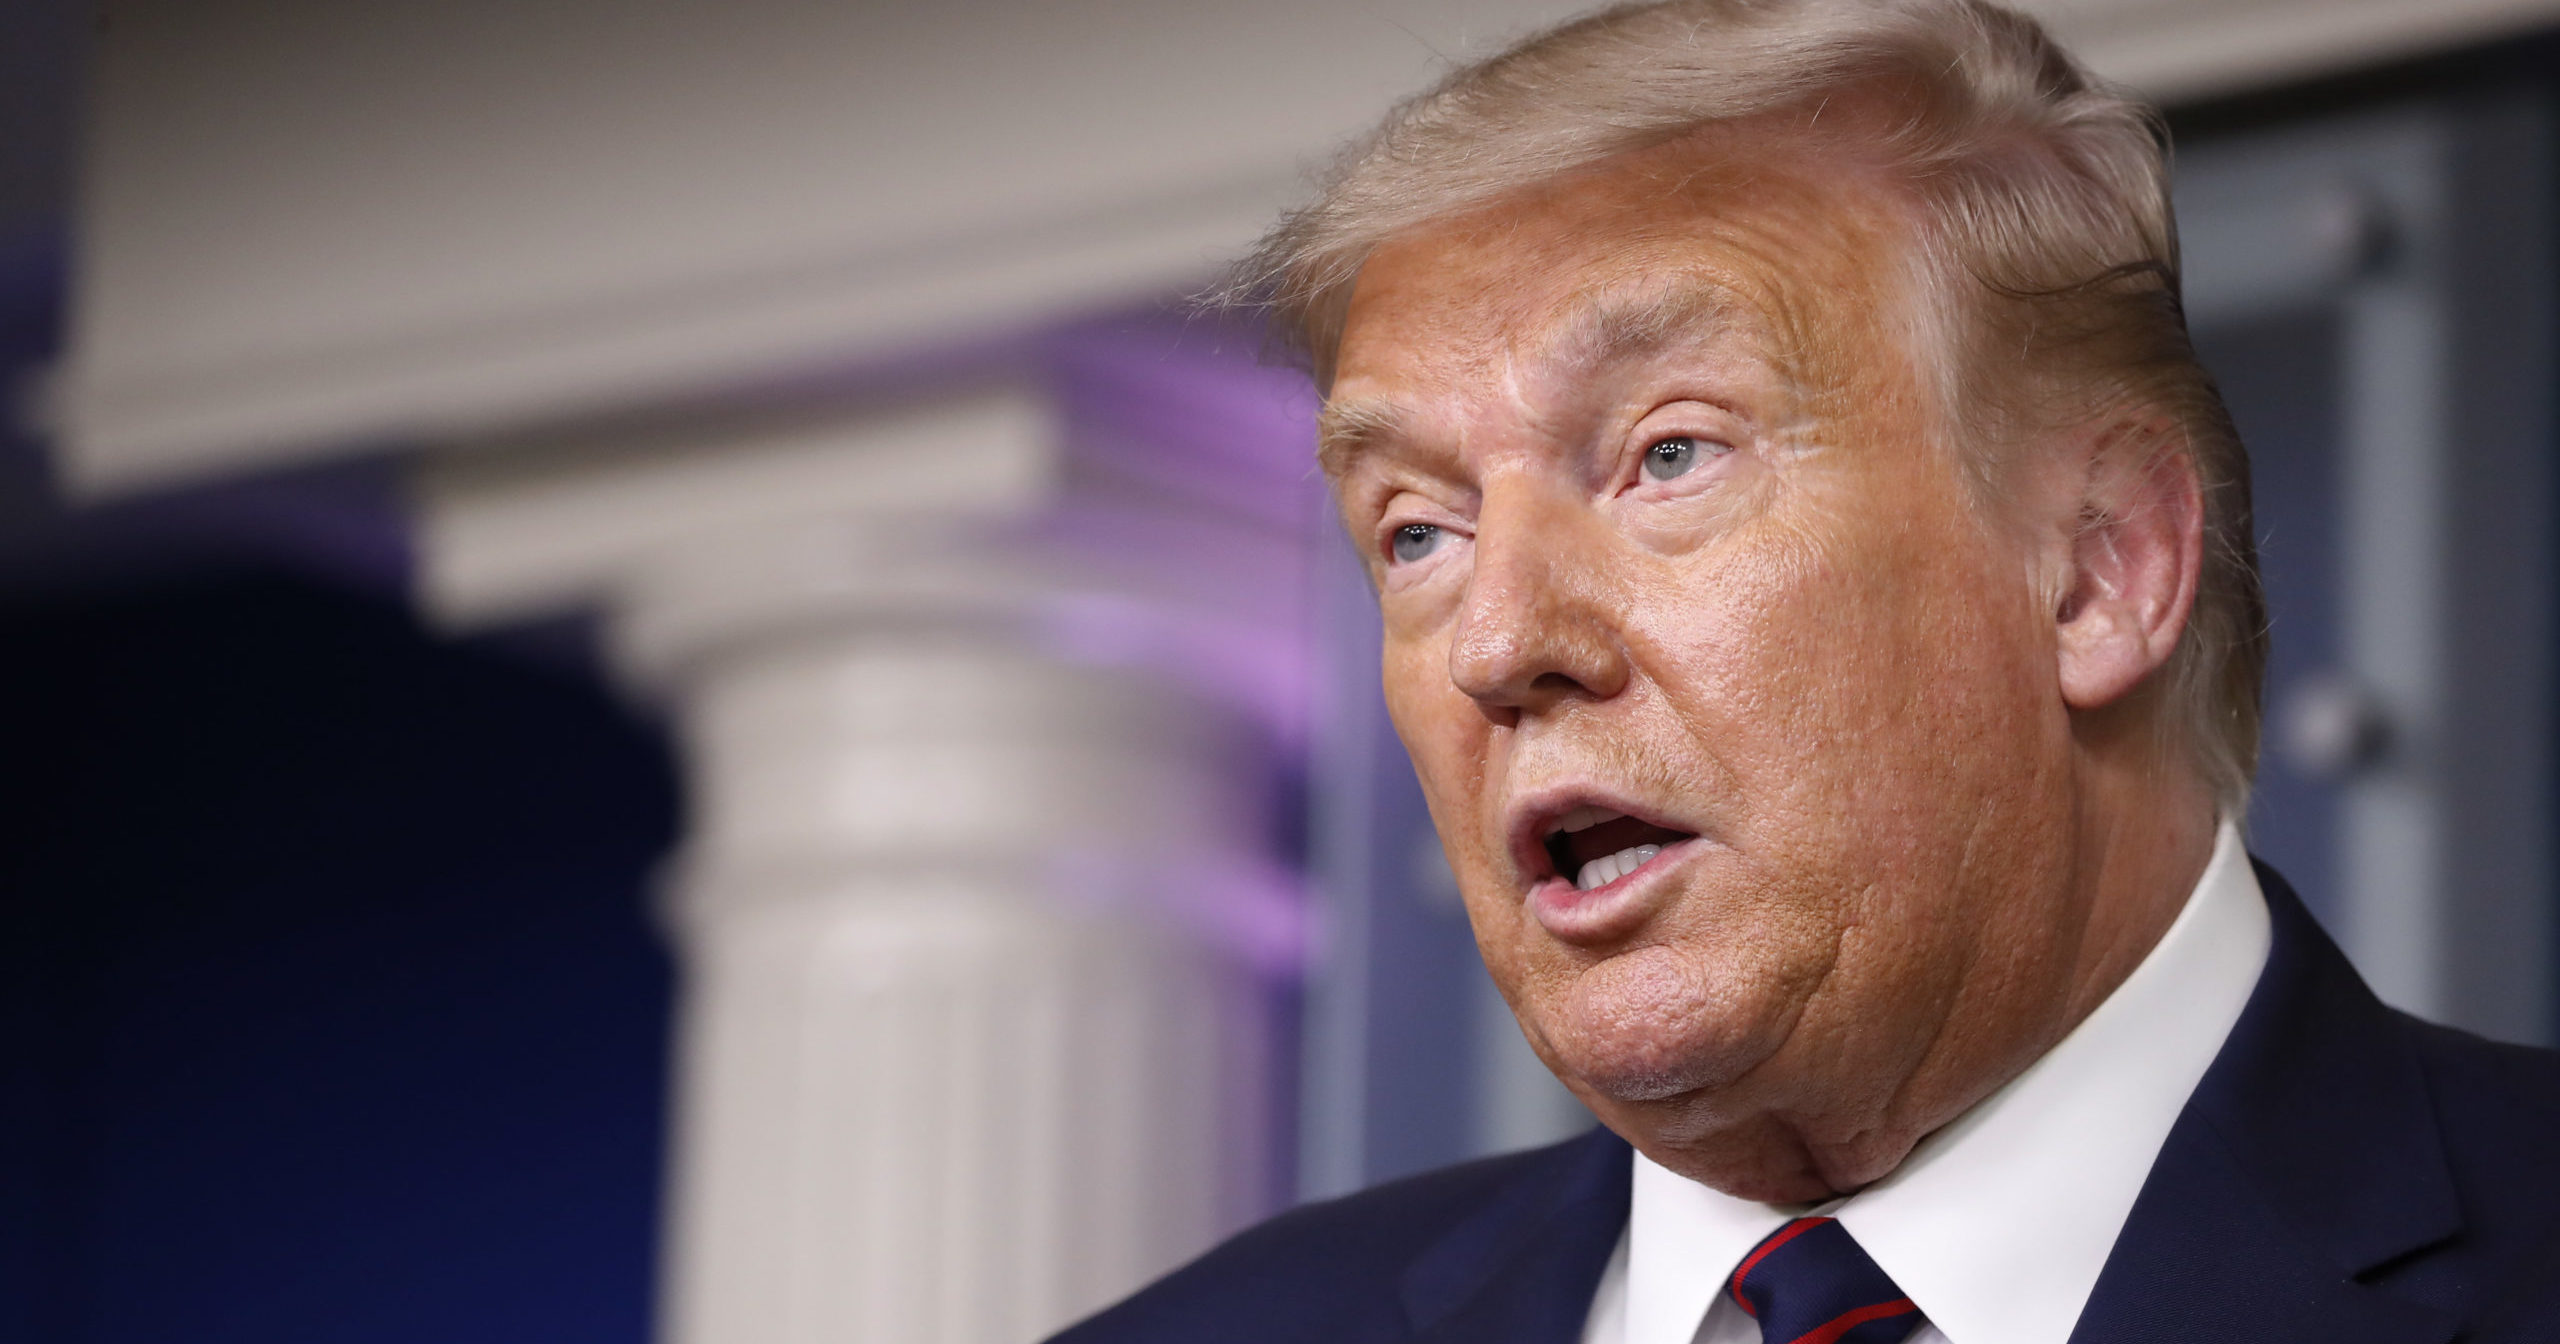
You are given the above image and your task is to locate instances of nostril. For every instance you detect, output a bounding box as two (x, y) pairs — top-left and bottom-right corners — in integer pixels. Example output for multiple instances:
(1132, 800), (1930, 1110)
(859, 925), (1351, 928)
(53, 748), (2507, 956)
(1445, 578), (1629, 709)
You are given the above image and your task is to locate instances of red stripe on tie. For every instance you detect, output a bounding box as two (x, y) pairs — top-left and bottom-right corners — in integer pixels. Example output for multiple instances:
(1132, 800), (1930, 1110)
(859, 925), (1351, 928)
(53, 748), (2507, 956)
(1785, 1295), (1919, 1344)
(1728, 1217), (1833, 1316)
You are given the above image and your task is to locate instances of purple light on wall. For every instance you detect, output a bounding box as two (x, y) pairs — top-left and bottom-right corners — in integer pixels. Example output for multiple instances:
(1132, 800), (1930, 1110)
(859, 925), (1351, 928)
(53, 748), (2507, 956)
(1035, 305), (1329, 754)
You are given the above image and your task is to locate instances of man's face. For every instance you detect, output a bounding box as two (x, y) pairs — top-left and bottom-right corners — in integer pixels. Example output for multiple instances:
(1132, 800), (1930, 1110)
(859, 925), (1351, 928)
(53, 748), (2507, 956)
(1324, 142), (2096, 1200)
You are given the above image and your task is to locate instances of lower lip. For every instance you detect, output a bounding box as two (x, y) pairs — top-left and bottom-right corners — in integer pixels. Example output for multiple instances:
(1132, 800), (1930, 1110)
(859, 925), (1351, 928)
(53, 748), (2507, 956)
(1528, 838), (1698, 940)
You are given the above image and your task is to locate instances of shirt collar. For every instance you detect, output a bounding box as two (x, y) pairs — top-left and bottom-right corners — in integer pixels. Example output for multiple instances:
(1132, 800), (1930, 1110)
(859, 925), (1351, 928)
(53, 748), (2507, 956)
(1623, 821), (2271, 1344)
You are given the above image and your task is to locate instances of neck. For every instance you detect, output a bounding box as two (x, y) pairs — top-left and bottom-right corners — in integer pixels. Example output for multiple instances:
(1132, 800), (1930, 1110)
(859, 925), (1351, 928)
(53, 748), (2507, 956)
(2053, 730), (2221, 1037)
(1795, 725), (2219, 1196)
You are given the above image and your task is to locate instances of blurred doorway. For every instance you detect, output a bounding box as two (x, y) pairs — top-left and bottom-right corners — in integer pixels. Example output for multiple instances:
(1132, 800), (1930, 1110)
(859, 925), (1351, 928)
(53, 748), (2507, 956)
(2179, 92), (2557, 1044)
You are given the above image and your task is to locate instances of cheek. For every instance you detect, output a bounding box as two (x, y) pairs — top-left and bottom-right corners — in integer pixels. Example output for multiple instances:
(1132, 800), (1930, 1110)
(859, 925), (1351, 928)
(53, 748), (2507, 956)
(1380, 636), (1463, 777)
(1379, 633), (1500, 856)
(1648, 496), (2058, 846)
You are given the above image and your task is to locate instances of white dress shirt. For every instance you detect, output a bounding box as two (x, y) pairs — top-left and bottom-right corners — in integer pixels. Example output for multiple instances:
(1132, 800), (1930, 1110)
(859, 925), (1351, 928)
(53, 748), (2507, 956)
(1581, 821), (2271, 1344)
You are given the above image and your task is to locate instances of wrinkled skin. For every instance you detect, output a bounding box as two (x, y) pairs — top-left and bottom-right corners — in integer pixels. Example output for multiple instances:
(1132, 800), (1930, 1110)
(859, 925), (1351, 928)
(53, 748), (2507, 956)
(1322, 133), (2216, 1202)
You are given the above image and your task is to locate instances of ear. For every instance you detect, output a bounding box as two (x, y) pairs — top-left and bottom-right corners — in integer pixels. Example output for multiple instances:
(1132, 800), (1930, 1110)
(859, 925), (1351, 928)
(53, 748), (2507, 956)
(2053, 419), (2205, 711)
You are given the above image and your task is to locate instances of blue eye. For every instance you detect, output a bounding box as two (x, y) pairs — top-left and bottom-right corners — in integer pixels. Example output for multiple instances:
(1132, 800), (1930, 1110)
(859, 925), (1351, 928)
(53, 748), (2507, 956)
(1389, 523), (1447, 564)
(1643, 436), (1720, 481)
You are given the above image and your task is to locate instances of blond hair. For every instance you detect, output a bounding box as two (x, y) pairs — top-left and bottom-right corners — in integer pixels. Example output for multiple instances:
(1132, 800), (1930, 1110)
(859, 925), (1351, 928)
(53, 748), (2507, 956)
(1238, 0), (2264, 807)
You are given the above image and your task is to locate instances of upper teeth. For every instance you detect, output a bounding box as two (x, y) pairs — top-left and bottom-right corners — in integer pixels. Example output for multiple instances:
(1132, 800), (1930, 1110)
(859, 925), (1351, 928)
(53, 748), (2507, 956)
(1553, 805), (1623, 835)
(1575, 844), (1661, 892)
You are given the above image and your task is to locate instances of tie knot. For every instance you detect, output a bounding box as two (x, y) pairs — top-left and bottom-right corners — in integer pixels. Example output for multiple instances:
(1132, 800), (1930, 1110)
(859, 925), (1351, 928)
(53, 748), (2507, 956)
(1728, 1217), (1925, 1344)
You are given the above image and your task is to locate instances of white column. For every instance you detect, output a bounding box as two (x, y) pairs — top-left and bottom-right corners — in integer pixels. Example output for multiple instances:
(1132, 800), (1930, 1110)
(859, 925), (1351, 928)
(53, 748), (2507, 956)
(645, 608), (1266, 1344)
(413, 391), (1281, 1344)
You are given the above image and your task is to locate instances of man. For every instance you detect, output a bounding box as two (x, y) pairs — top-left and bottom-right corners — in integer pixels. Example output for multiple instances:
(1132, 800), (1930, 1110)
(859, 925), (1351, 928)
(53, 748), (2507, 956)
(1057, 1), (2560, 1340)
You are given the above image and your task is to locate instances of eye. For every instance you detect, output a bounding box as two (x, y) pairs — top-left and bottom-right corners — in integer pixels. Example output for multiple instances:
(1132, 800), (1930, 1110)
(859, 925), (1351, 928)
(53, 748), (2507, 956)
(1389, 522), (1449, 565)
(1641, 435), (1724, 481)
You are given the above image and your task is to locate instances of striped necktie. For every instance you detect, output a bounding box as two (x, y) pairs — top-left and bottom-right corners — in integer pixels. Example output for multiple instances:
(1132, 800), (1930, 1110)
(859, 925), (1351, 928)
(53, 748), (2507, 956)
(1728, 1216), (1925, 1344)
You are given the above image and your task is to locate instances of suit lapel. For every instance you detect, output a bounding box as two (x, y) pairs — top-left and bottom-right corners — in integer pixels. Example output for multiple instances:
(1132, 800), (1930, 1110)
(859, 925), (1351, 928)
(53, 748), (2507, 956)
(2069, 864), (2460, 1344)
(1399, 1128), (1632, 1344)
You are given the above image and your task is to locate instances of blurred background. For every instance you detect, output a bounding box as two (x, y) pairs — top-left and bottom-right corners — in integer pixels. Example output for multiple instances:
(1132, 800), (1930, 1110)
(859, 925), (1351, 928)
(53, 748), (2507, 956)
(3, 1), (2557, 1342)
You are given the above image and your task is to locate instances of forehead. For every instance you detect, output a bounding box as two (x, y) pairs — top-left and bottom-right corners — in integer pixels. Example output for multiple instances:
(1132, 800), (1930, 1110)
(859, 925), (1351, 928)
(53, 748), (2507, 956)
(1324, 138), (1917, 462)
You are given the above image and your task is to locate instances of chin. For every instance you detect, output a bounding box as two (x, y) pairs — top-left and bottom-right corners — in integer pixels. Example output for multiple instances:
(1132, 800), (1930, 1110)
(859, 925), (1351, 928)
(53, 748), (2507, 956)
(1606, 1101), (1849, 1203)
(1537, 944), (1792, 1105)
(1566, 1048), (1728, 1104)
(1698, 1158), (1840, 1205)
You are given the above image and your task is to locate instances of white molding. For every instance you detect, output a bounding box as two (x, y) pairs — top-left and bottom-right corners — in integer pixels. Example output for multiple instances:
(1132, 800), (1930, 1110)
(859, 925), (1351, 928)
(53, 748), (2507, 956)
(61, 177), (1272, 497)
(59, 0), (2560, 495)
(412, 386), (1056, 628)
(59, 0), (1578, 495)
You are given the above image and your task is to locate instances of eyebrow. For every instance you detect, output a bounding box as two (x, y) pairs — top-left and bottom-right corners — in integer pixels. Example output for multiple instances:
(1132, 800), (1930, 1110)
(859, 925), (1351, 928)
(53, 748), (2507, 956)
(1315, 395), (1412, 484)
(1313, 280), (1751, 480)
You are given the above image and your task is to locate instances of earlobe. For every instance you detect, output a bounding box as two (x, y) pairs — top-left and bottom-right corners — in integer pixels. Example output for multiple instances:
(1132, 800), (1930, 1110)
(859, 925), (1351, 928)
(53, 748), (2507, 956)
(2053, 422), (2204, 711)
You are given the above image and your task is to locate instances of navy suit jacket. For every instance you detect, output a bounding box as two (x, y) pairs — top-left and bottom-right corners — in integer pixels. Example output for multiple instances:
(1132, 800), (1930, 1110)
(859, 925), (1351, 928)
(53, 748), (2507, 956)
(1053, 865), (2560, 1342)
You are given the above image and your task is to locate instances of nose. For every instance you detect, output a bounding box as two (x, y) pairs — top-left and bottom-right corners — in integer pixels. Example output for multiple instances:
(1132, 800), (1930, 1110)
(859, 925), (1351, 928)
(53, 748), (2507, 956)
(1447, 486), (1631, 716)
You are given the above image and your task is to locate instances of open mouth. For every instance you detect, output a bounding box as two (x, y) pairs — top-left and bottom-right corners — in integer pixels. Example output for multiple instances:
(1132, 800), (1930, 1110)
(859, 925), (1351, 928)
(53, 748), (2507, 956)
(1541, 805), (1698, 892)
